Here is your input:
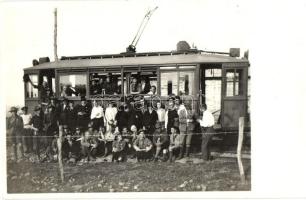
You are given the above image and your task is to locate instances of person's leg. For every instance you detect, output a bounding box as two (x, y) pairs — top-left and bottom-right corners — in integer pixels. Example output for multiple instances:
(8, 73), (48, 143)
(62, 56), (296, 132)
(178, 132), (186, 159)
(27, 129), (34, 152)
(154, 145), (161, 161)
(16, 136), (24, 160)
(112, 151), (118, 161)
(22, 129), (28, 154)
(135, 151), (141, 161)
(32, 133), (40, 160)
(81, 145), (89, 161)
(12, 143), (18, 161)
(90, 148), (97, 160)
(201, 133), (212, 161)
(186, 132), (193, 157)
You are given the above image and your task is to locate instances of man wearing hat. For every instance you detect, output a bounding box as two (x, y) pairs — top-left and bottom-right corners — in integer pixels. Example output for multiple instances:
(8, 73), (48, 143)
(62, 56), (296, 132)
(44, 104), (59, 149)
(20, 106), (33, 153)
(31, 106), (44, 161)
(7, 107), (24, 161)
(165, 99), (179, 135)
(142, 103), (158, 141)
(59, 97), (69, 126)
(75, 96), (91, 131)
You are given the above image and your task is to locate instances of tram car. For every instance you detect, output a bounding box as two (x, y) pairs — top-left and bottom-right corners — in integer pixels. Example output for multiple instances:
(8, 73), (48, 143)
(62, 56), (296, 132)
(23, 41), (250, 132)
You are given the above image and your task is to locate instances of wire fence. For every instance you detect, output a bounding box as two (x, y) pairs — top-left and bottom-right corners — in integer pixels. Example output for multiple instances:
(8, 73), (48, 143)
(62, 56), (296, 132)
(6, 131), (251, 138)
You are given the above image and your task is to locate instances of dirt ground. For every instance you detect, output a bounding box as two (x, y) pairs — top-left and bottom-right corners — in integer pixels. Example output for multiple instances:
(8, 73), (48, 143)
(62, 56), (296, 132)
(7, 154), (251, 193)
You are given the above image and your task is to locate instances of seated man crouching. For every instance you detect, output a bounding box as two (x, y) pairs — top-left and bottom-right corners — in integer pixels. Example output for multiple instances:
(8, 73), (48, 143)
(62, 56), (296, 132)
(133, 130), (153, 162)
(112, 134), (127, 162)
(80, 131), (98, 162)
(168, 127), (181, 162)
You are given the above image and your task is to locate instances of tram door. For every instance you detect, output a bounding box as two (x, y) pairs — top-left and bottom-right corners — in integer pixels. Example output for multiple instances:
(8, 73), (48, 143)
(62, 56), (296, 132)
(221, 63), (248, 129)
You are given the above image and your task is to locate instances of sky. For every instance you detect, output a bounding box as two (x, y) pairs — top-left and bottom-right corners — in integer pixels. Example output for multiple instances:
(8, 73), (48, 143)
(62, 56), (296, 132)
(0, 0), (250, 108)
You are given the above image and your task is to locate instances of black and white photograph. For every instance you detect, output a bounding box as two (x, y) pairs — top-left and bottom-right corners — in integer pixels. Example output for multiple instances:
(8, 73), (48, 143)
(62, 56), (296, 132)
(1, 0), (306, 199)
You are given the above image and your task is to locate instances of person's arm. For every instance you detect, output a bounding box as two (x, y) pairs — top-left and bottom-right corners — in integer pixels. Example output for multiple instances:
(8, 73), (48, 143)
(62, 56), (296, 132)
(164, 110), (168, 129)
(133, 139), (141, 151)
(105, 108), (110, 122)
(145, 139), (153, 152)
(90, 108), (95, 120)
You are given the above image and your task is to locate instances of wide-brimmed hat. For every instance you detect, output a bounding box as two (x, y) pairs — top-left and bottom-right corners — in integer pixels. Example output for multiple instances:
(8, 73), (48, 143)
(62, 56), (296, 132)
(34, 106), (41, 111)
(9, 107), (18, 112)
(21, 106), (28, 111)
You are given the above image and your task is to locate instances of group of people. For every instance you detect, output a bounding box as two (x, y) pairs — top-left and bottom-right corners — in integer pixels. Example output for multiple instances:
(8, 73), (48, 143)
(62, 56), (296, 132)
(6, 95), (215, 164)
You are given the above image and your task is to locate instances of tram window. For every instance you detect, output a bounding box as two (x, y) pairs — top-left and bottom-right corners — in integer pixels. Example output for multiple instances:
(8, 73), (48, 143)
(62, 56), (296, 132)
(128, 71), (157, 95)
(226, 69), (244, 97)
(205, 69), (222, 77)
(89, 73), (122, 95)
(161, 72), (178, 96)
(25, 74), (38, 98)
(59, 74), (87, 97)
(179, 71), (194, 95)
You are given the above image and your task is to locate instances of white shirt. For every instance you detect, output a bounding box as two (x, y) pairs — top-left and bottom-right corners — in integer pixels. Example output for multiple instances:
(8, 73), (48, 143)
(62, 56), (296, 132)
(90, 106), (104, 119)
(156, 108), (165, 122)
(20, 113), (32, 129)
(199, 110), (215, 127)
(105, 107), (118, 122)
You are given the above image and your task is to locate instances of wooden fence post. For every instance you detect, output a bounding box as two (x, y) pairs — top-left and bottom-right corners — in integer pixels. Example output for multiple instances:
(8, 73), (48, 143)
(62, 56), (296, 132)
(57, 125), (64, 183)
(237, 117), (245, 183)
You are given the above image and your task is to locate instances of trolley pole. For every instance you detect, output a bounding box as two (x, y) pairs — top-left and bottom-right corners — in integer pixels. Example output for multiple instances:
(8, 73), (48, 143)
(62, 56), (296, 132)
(54, 8), (58, 62)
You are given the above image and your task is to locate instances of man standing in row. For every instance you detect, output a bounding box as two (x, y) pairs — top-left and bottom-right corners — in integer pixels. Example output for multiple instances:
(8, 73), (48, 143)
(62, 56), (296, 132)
(198, 104), (215, 161)
(7, 107), (24, 162)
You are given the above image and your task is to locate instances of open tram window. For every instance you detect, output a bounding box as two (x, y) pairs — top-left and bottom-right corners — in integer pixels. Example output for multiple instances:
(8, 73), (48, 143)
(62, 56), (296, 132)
(160, 67), (195, 96)
(89, 72), (122, 96)
(225, 69), (244, 97)
(160, 71), (178, 96)
(179, 71), (194, 95)
(127, 70), (157, 95)
(59, 74), (87, 97)
(25, 74), (39, 98)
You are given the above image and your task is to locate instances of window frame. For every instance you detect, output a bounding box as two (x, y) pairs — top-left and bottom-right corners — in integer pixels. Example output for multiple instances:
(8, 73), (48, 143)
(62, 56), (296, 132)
(222, 65), (248, 99)
(57, 71), (88, 100)
(24, 73), (39, 100)
(159, 65), (196, 97)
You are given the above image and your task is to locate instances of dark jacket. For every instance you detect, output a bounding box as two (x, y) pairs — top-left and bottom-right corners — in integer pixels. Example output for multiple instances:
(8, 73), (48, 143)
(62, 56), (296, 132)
(143, 110), (158, 128)
(67, 106), (77, 129)
(115, 110), (129, 130)
(31, 114), (44, 131)
(7, 115), (24, 136)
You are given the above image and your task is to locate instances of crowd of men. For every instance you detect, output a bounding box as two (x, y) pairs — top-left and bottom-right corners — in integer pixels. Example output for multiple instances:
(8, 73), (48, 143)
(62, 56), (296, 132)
(6, 95), (215, 164)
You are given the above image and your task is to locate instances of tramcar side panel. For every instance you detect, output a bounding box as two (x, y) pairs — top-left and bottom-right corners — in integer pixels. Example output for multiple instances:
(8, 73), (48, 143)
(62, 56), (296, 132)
(221, 63), (249, 130)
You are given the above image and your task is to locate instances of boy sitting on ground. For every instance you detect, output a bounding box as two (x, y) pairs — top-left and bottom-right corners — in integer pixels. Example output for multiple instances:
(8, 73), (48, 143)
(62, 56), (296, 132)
(112, 134), (126, 162)
(80, 131), (98, 162)
(168, 127), (181, 162)
(62, 133), (80, 163)
(133, 130), (153, 162)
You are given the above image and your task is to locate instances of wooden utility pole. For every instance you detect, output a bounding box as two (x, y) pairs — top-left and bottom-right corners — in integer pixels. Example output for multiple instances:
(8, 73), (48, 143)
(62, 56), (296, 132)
(57, 125), (64, 183)
(54, 8), (58, 62)
(237, 117), (245, 183)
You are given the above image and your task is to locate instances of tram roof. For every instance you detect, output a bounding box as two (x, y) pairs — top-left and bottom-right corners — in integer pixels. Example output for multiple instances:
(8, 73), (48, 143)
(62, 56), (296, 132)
(24, 51), (249, 71)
